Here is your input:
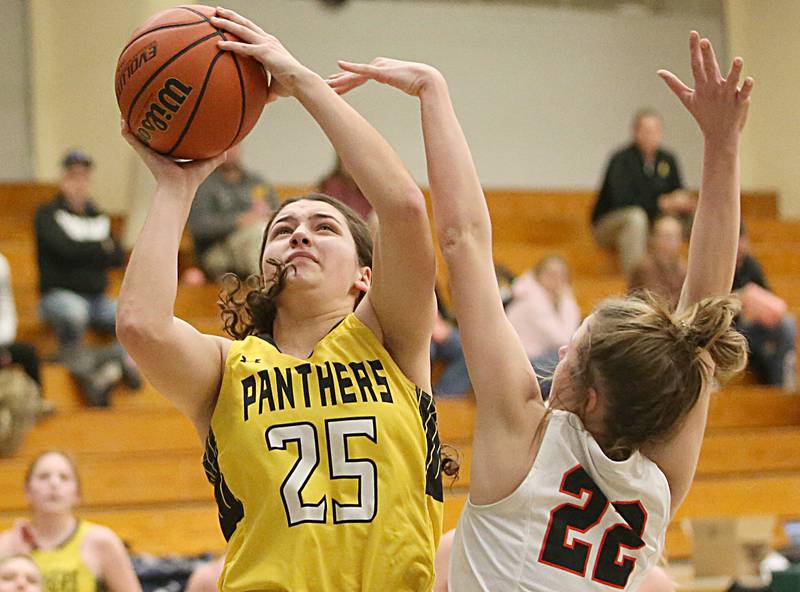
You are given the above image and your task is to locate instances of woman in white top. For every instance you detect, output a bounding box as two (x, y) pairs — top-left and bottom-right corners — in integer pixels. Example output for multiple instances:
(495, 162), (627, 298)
(329, 32), (752, 591)
(506, 256), (581, 364)
(506, 255), (582, 398)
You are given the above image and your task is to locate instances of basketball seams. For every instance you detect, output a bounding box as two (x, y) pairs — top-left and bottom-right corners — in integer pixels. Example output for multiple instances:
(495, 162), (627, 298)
(177, 4), (247, 152)
(177, 6), (218, 26)
(118, 20), (207, 59)
(166, 50), (228, 157)
(125, 31), (220, 127)
(119, 6), (265, 159)
(180, 2), (250, 147)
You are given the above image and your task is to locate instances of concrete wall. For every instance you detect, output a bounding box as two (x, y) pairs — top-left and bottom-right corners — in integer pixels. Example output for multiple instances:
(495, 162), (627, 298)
(724, 0), (800, 218)
(0, 0), (33, 180)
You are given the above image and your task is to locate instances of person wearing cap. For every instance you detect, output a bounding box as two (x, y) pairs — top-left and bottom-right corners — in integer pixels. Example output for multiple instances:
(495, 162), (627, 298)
(34, 150), (124, 356)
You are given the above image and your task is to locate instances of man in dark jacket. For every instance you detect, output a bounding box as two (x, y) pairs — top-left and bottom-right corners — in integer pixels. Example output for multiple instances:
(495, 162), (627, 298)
(35, 150), (124, 353)
(734, 225), (796, 390)
(592, 109), (695, 277)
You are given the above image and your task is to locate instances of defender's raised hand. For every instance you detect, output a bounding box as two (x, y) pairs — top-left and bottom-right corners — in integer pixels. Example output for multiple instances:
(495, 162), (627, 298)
(658, 31), (753, 140)
(326, 58), (443, 97)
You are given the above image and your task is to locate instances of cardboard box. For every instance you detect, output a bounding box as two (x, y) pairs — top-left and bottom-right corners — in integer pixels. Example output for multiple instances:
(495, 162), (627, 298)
(685, 515), (776, 578)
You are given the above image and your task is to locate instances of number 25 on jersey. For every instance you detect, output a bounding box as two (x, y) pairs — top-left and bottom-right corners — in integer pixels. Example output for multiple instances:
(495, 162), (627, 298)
(266, 417), (378, 527)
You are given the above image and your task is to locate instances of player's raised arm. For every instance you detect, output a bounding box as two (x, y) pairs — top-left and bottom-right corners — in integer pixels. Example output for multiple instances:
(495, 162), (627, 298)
(331, 58), (540, 408)
(328, 59), (544, 501)
(116, 130), (230, 434)
(664, 33), (753, 309)
(212, 9), (436, 389)
(643, 32), (753, 513)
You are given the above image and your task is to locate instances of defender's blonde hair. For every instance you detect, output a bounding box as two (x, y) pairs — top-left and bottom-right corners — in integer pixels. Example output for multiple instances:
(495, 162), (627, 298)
(568, 293), (747, 460)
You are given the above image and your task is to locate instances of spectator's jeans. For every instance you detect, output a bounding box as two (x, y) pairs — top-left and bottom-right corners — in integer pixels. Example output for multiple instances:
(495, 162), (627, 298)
(39, 289), (117, 349)
(738, 314), (797, 391)
(431, 329), (471, 396)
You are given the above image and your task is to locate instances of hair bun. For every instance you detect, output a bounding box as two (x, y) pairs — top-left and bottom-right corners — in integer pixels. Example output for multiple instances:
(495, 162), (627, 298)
(679, 320), (703, 350)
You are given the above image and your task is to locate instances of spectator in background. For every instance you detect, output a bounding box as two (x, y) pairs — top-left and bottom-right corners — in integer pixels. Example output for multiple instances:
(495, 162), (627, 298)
(0, 451), (142, 592)
(629, 214), (686, 311)
(318, 155), (373, 222)
(187, 144), (279, 279)
(34, 150), (140, 406)
(0, 250), (52, 442)
(0, 554), (43, 592)
(734, 224), (797, 391)
(592, 109), (695, 276)
(430, 289), (471, 397)
(35, 150), (124, 358)
(0, 253), (42, 389)
(494, 264), (516, 309)
(430, 266), (513, 398)
(505, 255), (581, 398)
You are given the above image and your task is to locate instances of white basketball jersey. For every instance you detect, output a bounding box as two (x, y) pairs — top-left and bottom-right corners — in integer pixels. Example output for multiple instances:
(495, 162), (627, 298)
(449, 410), (670, 592)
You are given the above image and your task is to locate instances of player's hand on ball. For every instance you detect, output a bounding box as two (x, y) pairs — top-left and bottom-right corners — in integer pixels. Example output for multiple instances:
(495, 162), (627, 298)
(658, 31), (753, 141)
(326, 58), (443, 97)
(121, 119), (226, 191)
(213, 7), (313, 103)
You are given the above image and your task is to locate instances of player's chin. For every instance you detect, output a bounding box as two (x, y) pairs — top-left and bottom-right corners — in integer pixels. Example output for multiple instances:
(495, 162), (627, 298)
(283, 266), (319, 285)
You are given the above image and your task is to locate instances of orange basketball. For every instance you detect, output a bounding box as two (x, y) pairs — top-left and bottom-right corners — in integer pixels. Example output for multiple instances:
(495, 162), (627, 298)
(115, 5), (268, 160)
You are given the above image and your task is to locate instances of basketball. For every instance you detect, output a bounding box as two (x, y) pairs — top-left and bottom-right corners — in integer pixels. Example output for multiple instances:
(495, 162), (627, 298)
(114, 5), (268, 160)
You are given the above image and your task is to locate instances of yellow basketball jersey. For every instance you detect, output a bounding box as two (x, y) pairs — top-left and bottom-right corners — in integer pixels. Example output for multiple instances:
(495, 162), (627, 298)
(204, 313), (444, 592)
(31, 520), (102, 592)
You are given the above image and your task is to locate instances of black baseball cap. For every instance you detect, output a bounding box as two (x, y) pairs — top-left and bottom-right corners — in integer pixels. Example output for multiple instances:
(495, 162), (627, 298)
(62, 149), (93, 169)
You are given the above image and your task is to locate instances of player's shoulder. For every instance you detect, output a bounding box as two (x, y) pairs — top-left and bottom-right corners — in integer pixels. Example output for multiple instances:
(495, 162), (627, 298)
(83, 522), (124, 549)
(0, 528), (14, 550)
(610, 143), (638, 161)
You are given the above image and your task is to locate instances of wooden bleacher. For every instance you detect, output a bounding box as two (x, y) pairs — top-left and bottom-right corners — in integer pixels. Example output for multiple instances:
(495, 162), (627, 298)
(0, 183), (797, 588)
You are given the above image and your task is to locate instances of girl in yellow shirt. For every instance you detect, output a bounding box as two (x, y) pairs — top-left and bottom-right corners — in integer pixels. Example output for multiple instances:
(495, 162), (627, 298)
(0, 452), (141, 592)
(117, 7), (448, 591)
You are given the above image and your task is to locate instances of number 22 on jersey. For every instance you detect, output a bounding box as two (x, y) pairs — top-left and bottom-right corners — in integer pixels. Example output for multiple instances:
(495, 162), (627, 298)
(539, 465), (647, 589)
(266, 416), (378, 527)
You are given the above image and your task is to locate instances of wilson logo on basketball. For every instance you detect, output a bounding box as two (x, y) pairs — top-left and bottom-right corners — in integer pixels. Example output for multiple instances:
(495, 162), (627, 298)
(115, 42), (158, 98)
(136, 78), (193, 145)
